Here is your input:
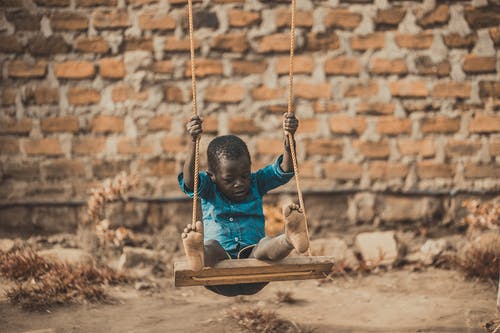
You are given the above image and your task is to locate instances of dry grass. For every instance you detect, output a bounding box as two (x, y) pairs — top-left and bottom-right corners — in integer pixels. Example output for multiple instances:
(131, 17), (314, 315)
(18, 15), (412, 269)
(483, 319), (500, 333)
(462, 198), (499, 231)
(0, 249), (127, 310)
(455, 233), (499, 283)
(274, 291), (298, 304)
(227, 308), (314, 333)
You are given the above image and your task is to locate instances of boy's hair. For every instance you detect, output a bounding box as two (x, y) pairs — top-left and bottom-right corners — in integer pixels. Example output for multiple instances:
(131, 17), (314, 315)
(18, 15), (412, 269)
(207, 135), (251, 172)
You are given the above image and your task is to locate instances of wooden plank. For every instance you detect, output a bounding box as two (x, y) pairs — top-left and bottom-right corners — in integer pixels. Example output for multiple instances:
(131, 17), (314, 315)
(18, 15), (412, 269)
(174, 256), (334, 287)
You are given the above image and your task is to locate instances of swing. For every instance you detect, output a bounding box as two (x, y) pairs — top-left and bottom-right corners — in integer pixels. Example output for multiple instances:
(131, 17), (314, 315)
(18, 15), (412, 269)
(174, 0), (334, 288)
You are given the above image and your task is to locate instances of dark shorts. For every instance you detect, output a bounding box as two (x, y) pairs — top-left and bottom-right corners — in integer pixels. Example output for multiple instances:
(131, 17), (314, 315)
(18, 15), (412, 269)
(204, 244), (269, 297)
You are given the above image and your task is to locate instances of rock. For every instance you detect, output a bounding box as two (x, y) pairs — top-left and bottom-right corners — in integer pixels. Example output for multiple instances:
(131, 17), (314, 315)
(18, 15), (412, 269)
(355, 231), (398, 266)
(38, 248), (94, 266)
(0, 238), (15, 252)
(118, 246), (158, 271)
(378, 196), (442, 224)
(310, 237), (359, 269)
(418, 239), (449, 265)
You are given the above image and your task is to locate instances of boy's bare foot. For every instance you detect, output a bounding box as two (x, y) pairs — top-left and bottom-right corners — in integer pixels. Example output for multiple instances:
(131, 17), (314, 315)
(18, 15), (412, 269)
(284, 203), (309, 254)
(181, 221), (204, 272)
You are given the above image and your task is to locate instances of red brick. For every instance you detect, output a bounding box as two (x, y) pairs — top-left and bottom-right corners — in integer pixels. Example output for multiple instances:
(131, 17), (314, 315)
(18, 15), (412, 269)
(1, 88), (17, 106)
(99, 58), (126, 79)
(421, 116), (460, 134)
(432, 82), (471, 98)
(27, 87), (59, 105)
(74, 36), (109, 53)
(202, 116), (218, 134)
(68, 87), (101, 105)
(140, 158), (176, 176)
(369, 161), (408, 180)
(35, 0), (70, 6)
(296, 119), (318, 134)
(463, 163), (499, 179)
(229, 9), (260, 27)
(6, 9), (41, 31)
(479, 81), (500, 98)
(93, 9), (130, 29)
(232, 60), (267, 75)
(0, 35), (23, 53)
(443, 33), (477, 49)
(351, 33), (385, 51)
(117, 138), (154, 155)
(397, 139), (435, 157)
(395, 33), (433, 49)
(324, 9), (362, 30)
(43, 159), (85, 179)
(251, 86), (285, 101)
(125, 37), (154, 51)
(41, 116), (79, 133)
(7, 60), (47, 78)
(112, 85), (148, 102)
(417, 161), (454, 179)
(370, 58), (408, 75)
(77, 0), (117, 6)
(91, 115), (124, 133)
(357, 102), (395, 115)
(256, 138), (283, 155)
(276, 8), (313, 28)
(389, 81), (428, 98)
(464, 6), (500, 30)
(469, 114), (500, 134)
(353, 140), (390, 159)
(489, 138), (500, 155)
(445, 139), (481, 157)
(164, 85), (185, 103)
(213, 0), (244, 3)
(72, 137), (107, 155)
(228, 117), (261, 135)
(147, 115), (172, 132)
(151, 60), (174, 74)
(306, 32), (340, 51)
(0, 118), (32, 135)
(417, 4), (449, 28)
(295, 82), (331, 100)
(463, 55), (497, 74)
(325, 57), (360, 76)
(313, 101), (342, 113)
(329, 116), (366, 135)
(210, 34), (247, 53)
(298, 161), (315, 179)
(345, 81), (378, 97)
(127, 0), (158, 5)
(377, 117), (411, 135)
(0, 0), (23, 7)
(276, 56), (314, 75)
(204, 85), (245, 103)
(23, 138), (63, 156)
(259, 33), (291, 53)
(55, 61), (95, 79)
(51, 12), (89, 31)
(305, 138), (343, 157)
(162, 136), (187, 153)
(489, 27), (500, 46)
(92, 160), (130, 179)
(0, 137), (20, 154)
(28, 35), (68, 56)
(138, 10), (176, 30)
(374, 7), (406, 27)
(415, 56), (451, 77)
(324, 162), (362, 180)
(185, 58), (223, 78)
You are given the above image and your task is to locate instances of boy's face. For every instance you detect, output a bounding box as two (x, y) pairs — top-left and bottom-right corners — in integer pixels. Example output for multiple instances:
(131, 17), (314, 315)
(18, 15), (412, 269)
(209, 155), (251, 202)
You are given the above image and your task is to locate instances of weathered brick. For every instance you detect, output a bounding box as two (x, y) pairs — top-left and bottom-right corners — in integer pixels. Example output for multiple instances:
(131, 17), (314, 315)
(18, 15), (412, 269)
(417, 4), (449, 28)
(395, 33), (433, 49)
(345, 81), (378, 97)
(6, 9), (41, 31)
(0, 35), (23, 53)
(389, 81), (428, 98)
(417, 161), (454, 179)
(256, 138), (283, 155)
(313, 101), (341, 113)
(377, 117), (411, 135)
(210, 34), (247, 53)
(23, 138), (63, 156)
(305, 138), (343, 156)
(126, 0), (159, 5)
(205, 85), (245, 103)
(125, 37), (154, 51)
(3, 161), (39, 180)
(489, 138), (500, 156)
(68, 87), (101, 105)
(41, 116), (79, 133)
(0, 118), (32, 135)
(229, 9), (260, 27)
(228, 117), (260, 134)
(117, 138), (154, 155)
(164, 36), (200, 52)
(140, 158), (176, 177)
(28, 35), (69, 56)
(232, 60), (267, 75)
(415, 56), (451, 77)
(72, 137), (107, 155)
(421, 116), (460, 134)
(43, 159), (85, 179)
(77, 0), (117, 6)
(397, 139), (435, 157)
(374, 7), (406, 28)
(357, 102), (395, 115)
(276, 8), (313, 28)
(93, 9), (130, 29)
(185, 58), (223, 77)
(353, 140), (390, 159)
(324, 9), (362, 30)
(469, 114), (500, 134)
(325, 57), (361, 76)
(478, 81), (500, 98)
(35, 0), (70, 7)
(463, 55), (497, 74)
(147, 115), (172, 132)
(445, 139), (481, 157)
(0, 137), (20, 154)
(276, 56), (314, 75)
(92, 160), (130, 179)
(369, 162), (408, 180)
(91, 115), (124, 133)
(212, 0), (243, 3)
(112, 85), (148, 102)
(0, 0), (23, 7)
(443, 33), (477, 49)
(370, 58), (407, 75)
(75, 36), (109, 53)
(489, 27), (500, 46)
(99, 58), (126, 79)
(306, 32), (340, 51)
(464, 6), (500, 29)
(259, 33), (291, 53)
(1, 88), (17, 106)
(297, 119), (318, 134)
(162, 136), (187, 153)
(324, 162), (362, 180)
(139, 10), (176, 30)
(251, 86), (285, 101)
(151, 60), (174, 74)
(164, 85), (185, 103)
(295, 82), (331, 100)
(201, 116), (218, 134)
(463, 163), (499, 179)
(329, 116), (366, 135)
(55, 61), (95, 79)
(432, 82), (471, 98)
(8, 60), (47, 78)
(351, 33), (385, 51)
(180, 10), (218, 30)
(51, 12), (89, 31)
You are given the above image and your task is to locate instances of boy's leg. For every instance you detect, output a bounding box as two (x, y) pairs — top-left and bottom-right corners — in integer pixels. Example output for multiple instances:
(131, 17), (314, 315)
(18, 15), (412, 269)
(203, 239), (230, 267)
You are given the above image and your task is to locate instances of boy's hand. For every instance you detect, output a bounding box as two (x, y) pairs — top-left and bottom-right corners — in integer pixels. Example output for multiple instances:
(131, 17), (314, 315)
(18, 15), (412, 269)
(186, 115), (203, 141)
(283, 113), (299, 135)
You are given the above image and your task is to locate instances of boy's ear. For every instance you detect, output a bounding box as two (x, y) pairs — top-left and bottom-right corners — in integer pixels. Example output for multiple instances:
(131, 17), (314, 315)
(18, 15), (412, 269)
(207, 170), (215, 182)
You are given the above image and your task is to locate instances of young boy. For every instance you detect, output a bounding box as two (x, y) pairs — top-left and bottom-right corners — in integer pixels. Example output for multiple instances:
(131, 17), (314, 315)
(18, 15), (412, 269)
(178, 113), (309, 296)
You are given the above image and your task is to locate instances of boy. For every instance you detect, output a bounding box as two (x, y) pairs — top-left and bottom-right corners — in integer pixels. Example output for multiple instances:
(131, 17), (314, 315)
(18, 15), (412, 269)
(178, 114), (309, 296)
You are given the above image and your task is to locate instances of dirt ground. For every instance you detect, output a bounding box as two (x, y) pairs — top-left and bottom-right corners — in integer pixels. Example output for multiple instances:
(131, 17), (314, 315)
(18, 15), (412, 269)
(1, 267), (497, 333)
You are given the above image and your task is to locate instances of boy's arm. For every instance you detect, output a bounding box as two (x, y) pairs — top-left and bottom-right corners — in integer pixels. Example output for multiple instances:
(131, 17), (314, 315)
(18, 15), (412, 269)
(280, 113), (298, 173)
(182, 116), (202, 191)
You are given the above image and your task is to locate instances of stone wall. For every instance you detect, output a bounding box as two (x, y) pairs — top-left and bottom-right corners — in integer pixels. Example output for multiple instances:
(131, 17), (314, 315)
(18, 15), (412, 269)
(0, 0), (499, 234)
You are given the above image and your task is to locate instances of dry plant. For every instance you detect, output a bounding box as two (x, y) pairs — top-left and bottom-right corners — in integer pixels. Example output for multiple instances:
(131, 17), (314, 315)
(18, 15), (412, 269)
(274, 290), (298, 304)
(0, 249), (127, 310)
(226, 308), (313, 333)
(455, 232), (499, 283)
(462, 198), (499, 231)
(483, 319), (500, 333)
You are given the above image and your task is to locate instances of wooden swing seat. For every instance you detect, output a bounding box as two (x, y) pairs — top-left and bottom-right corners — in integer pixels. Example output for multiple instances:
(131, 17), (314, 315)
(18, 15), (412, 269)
(174, 256), (334, 287)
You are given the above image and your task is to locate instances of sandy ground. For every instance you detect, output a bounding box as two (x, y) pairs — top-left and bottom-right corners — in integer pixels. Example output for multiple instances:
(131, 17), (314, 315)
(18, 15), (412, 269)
(0, 268), (497, 333)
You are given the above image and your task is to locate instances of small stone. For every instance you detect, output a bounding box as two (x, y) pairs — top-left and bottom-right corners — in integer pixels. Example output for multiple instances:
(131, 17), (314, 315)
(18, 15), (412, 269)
(118, 246), (158, 270)
(310, 237), (358, 269)
(419, 239), (449, 265)
(355, 231), (398, 266)
(0, 239), (15, 252)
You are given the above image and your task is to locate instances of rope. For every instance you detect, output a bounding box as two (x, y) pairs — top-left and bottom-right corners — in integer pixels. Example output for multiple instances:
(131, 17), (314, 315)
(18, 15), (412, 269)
(287, 0), (312, 256)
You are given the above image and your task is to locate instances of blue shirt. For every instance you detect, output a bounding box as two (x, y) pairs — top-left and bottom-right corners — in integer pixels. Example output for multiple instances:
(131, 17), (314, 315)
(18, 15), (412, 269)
(178, 155), (294, 258)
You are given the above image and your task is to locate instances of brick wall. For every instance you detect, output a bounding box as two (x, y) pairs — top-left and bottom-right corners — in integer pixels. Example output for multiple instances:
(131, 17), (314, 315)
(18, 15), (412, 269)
(0, 0), (499, 233)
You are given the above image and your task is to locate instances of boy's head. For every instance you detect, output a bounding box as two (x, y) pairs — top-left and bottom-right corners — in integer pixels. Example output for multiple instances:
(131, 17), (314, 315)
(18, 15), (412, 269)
(207, 135), (251, 202)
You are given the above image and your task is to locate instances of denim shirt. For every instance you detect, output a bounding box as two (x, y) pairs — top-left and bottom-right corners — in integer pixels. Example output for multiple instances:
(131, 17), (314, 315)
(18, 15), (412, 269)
(178, 155), (294, 258)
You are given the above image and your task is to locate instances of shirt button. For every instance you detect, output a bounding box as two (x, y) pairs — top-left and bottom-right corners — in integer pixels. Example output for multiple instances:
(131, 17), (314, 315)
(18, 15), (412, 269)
(235, 237), (238, 241)
(229, 217), (234, 222)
